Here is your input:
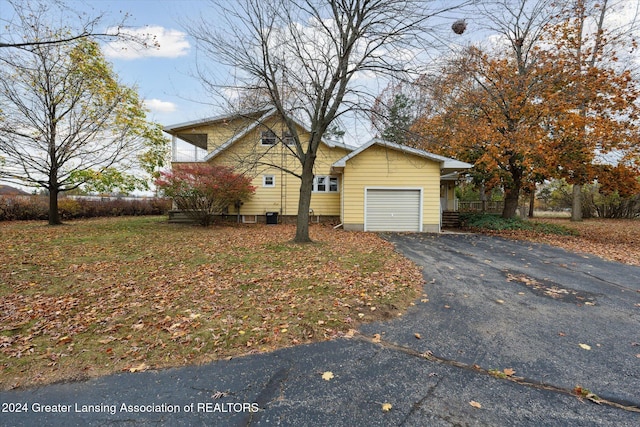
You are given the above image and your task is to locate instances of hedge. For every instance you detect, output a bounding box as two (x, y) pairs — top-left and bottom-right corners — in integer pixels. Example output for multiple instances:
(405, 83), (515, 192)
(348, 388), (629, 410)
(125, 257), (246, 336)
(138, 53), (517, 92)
(0, 196), (171, 221)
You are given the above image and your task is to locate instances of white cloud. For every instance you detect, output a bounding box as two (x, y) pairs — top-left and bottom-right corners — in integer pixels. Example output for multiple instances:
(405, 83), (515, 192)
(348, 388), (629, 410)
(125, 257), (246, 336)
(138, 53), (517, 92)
(144, 98), (177, 113)
(104, 26), (190, 60)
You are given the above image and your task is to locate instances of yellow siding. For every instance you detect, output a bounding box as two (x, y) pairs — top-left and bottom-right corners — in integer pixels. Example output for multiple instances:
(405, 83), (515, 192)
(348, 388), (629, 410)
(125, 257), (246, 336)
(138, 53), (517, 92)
(211, 115), (274, 152)
(342, 145), (441, 230)
(203, 116), (347, 216)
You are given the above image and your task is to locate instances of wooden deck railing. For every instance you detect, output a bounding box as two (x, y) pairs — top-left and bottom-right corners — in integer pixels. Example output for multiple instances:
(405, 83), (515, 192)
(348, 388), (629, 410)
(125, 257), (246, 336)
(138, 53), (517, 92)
(458, 201), (504, 213)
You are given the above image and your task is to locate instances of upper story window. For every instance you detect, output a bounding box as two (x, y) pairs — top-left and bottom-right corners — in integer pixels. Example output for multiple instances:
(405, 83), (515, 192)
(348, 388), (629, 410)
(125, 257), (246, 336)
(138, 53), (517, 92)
(261, 130), (277, 145)
(261, 129), (298, 146)
(313, 175), (338, 193)
(283, 131), (296, 145)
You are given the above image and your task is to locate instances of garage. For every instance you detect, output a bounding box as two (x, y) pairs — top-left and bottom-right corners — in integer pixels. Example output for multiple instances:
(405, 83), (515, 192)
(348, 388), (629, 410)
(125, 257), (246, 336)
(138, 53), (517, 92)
(364, 188), (422, 232)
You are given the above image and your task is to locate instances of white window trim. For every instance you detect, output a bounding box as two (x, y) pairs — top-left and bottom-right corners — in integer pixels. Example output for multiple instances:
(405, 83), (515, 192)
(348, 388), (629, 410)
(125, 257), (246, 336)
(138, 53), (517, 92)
(263, 175), (276, 187)
(313, 175), (339, 193)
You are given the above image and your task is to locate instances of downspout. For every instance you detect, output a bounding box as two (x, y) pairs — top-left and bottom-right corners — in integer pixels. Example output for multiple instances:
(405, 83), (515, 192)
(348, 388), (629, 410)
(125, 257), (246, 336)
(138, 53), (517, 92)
(281, 133), (284, 222)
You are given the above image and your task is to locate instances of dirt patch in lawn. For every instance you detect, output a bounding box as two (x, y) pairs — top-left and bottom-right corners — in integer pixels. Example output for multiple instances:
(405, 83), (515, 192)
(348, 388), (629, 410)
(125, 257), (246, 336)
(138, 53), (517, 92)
(488, 218), (640, 267)
(0, 217), (423, 390)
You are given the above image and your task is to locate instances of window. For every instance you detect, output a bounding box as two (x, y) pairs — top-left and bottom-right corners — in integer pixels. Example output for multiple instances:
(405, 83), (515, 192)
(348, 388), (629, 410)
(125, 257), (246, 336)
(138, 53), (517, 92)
(261, 130), (276, 145)
(263, 175), (275, 187)
(283, 131), (295, 145)
(313, 175), (338, 192)
(329, 176), (338, 192)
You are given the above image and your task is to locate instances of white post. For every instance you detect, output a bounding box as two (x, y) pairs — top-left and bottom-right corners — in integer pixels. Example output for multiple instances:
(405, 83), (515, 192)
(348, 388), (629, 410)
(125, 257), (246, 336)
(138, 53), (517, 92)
(171, 135), (177, 162)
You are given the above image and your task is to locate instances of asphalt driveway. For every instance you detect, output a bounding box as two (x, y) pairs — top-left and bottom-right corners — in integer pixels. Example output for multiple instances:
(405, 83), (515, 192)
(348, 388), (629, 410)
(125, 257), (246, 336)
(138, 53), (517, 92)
(1, 233), (639, 426)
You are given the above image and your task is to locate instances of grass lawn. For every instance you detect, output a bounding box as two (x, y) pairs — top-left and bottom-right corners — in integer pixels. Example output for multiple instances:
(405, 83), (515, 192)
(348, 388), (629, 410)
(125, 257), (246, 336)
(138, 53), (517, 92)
(529, 218), (640, 266)
(468, 216), (640, 267)
(0, 217), (423, 390)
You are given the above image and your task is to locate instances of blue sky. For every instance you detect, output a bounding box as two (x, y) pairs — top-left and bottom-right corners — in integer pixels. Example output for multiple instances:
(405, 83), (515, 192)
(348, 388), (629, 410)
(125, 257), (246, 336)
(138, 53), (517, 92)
(75, 0), (213, 127)
(65, 0), (488, 139)
(3, 0), (638, 143)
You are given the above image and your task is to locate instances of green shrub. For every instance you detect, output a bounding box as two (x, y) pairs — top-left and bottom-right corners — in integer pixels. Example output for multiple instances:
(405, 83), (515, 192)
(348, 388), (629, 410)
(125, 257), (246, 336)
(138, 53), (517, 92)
(460, 213), (576, 236)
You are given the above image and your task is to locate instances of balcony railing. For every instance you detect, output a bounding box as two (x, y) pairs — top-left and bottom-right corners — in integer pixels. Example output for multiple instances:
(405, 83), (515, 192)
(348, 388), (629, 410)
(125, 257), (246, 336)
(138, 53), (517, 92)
(171, 147), (208, 163)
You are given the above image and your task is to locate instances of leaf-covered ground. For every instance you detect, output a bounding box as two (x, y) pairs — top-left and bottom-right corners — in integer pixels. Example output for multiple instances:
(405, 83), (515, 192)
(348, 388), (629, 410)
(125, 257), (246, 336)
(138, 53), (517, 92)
(0, 217), (423, 390)
(479, 218), (640, 267)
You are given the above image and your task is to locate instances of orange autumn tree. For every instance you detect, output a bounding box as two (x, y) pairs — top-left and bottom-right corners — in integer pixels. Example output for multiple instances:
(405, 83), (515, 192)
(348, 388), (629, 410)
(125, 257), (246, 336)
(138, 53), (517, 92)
(412, 46), (557, 218)
(538, 0), (640, 220)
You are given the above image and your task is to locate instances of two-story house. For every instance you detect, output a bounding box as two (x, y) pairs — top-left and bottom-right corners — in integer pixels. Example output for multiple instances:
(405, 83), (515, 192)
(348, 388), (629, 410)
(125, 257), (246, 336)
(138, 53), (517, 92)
(164, 109), (471, 232)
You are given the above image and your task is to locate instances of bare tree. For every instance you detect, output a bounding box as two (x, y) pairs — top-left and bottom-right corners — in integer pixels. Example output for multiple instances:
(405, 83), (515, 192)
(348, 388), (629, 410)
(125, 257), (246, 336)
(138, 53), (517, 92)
(189, 0), (471, 242)
(0, 11), (161, 225)
(0, 0), (153, 51)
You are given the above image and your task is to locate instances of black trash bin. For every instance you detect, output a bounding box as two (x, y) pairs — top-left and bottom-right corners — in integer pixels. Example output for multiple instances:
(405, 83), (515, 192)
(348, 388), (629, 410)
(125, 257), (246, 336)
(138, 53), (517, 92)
(265, 212), (278, 224)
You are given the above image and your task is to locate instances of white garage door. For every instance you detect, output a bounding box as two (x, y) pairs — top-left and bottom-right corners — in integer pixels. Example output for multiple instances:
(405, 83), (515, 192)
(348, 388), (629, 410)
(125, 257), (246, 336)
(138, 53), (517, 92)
(365, 189), (422, 232)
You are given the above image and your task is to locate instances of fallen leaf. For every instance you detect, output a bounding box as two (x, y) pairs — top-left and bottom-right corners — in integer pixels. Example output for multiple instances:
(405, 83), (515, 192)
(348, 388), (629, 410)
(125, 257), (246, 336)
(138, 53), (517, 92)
(372, 333), (382, 343)
(344, 329), (356, 338)
(129, 362), (148, 373)
(57, 336), (72, 345)
(503, 368), (515, 376)
(211, 391), (228, 399)
(381, 403), (392, 412)
(414, 333), (422, 339)
(420, 298), (429, 303)
(579, 343), (591, 350)
(321, 371), (334, 381)
(469, 401), (482, 409)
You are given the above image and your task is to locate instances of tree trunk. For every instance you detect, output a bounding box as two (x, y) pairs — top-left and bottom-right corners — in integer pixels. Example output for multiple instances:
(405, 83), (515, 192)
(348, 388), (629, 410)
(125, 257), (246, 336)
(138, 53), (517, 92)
(502, 162), (522, 219)
(48, 186), (61, 225)
(502, 188), (519, 218)
(528, 186), (535, 218)
(571, 184), (583, 222)
(480, 183), (487, 213)
(294, 157), (315, 243)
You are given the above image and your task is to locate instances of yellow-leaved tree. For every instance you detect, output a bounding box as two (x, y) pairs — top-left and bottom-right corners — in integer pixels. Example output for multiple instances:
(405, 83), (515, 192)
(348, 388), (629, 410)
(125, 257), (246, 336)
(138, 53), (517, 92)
(0, 11), (165, 224)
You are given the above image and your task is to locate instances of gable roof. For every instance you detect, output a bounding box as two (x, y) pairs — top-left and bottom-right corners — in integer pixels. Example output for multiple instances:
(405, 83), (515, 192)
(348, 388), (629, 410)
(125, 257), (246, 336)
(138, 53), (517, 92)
(163, 108), (273, 134)
(332, 138), (472, 173)
(204, 109), (276, 161)
(164, 109), (359, 159)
